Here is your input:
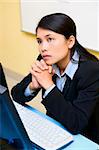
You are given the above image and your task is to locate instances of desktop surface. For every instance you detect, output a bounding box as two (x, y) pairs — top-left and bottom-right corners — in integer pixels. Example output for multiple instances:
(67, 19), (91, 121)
(18, 103), (99, 150)
(0, 102), (99, 150)
(65, 134), (99, 150)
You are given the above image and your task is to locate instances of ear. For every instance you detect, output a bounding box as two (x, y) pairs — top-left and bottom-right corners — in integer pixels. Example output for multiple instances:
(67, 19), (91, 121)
(67, 35), (75, 49)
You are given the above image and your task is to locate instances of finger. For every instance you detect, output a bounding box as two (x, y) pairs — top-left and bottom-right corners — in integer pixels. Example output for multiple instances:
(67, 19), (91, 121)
(30, 68), (38, 76)
(52, 69), (55, 75)
(40, 59), (48, 70)
(30, 69), (38, 77)
(31, 63), (42, 73)
(35, 60), (45, 70)
(48, 66), (53, 74)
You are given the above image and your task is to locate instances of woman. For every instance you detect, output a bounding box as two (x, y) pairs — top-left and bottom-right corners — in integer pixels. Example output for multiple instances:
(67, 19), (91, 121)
(11, 13), (99, 143)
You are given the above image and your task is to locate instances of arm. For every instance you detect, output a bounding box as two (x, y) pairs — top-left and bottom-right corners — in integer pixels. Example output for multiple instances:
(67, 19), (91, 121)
(42, 61), (99, 134)
(11, 55), (42, 104)
(11, 73), (41, 104)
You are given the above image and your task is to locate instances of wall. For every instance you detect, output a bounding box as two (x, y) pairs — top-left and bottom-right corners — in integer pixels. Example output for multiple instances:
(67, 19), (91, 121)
(0, 0), (39, 76)
(0, 0), (99, 77)
(20, 1), (99, 51)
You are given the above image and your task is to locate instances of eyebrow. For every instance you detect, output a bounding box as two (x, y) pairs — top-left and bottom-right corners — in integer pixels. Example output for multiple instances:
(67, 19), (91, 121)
(37, 34), (52, 39)
(45, 34), (52, 37)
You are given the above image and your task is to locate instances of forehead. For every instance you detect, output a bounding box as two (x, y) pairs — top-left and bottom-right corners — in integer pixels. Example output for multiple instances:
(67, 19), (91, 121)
(36, 28), (62, 38)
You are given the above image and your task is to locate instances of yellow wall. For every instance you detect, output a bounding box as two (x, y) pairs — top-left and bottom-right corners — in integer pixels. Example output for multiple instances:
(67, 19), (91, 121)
(0, 0), (39, 76)
(0, 0), (99, 76)
(87, 49), (99, 59)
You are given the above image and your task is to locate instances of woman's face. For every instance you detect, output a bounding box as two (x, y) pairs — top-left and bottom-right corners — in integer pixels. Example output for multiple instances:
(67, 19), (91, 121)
(36, 28), (75, 69)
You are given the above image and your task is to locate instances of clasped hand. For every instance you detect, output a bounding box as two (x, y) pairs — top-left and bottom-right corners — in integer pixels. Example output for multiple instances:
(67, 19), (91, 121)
(29, 59), (55, 90)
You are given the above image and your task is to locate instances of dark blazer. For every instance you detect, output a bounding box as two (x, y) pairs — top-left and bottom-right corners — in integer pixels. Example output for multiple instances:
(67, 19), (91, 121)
(11, 56), (99, 144)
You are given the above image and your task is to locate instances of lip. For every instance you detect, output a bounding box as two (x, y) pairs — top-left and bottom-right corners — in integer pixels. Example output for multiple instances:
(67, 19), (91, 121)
(42, 55), (51, 60)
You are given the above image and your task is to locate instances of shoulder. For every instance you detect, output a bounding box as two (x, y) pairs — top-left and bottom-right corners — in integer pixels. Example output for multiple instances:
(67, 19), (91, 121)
(74, 60), (99, 88)
(78, 59), (99, 76)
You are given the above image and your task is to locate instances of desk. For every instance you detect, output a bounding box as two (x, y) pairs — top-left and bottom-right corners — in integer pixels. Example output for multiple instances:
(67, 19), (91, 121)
(64, 135), (99, 150)
(26, 105), (99, 150)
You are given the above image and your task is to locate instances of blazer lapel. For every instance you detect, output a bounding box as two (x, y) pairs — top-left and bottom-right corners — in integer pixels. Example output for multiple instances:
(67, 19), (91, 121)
(52, 74), (57, 84)
(52, 74), (71, 96)
(63, 75), (71, 96)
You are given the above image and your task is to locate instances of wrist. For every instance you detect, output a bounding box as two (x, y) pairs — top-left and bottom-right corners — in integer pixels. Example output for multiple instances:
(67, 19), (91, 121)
(29, 82), (35, 91)
(44, 82), (55, 90)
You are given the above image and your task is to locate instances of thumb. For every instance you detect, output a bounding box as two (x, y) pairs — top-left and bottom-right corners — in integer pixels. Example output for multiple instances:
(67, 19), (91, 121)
(52, 69), (55, 76)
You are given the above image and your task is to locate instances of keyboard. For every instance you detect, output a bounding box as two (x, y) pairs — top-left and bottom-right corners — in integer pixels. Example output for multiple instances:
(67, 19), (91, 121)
(13, 101), (73, 150)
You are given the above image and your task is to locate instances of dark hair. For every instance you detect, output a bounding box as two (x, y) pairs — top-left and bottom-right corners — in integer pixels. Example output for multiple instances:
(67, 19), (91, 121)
(36, 13), (98, 61)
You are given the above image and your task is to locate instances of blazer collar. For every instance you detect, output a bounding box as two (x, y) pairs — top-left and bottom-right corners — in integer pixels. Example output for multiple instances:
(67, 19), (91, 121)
(52, 51), (79, 80)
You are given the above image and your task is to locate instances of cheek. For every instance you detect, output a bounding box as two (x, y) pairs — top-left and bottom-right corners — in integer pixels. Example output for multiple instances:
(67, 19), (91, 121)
(54, 46), (69, 61)
(55, 43), (68, 56)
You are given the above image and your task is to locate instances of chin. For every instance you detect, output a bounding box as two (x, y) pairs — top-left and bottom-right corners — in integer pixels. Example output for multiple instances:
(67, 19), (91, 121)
(45, 60), (53, 66)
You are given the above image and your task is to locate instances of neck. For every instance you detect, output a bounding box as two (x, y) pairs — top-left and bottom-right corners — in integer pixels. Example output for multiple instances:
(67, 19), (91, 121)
(57, 52), (71, 75)
(59, 60), (70, 75)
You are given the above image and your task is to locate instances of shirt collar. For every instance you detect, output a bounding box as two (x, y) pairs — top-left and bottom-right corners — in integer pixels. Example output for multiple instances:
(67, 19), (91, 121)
(53, 51), (79, 80)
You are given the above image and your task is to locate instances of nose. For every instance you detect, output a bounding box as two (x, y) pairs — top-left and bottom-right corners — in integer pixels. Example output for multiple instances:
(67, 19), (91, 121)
(40, 41), (48, 52)
(41, 49), (47, 52)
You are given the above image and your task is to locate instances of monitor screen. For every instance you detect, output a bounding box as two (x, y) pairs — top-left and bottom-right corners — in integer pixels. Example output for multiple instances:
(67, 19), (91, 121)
(0, 65), (32, 149)
(0, 63), (8, 89)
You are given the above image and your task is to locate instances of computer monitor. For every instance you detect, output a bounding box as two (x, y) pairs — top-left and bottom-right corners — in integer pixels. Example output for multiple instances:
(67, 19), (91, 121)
(0, 65), (33, 149)
(0, 64), (74, 149)
(0, 63), (8, 89)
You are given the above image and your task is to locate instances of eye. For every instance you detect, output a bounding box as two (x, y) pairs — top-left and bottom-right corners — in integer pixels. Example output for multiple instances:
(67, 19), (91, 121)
(47, 37), (54, 42)
(37, 39), (42, 44)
